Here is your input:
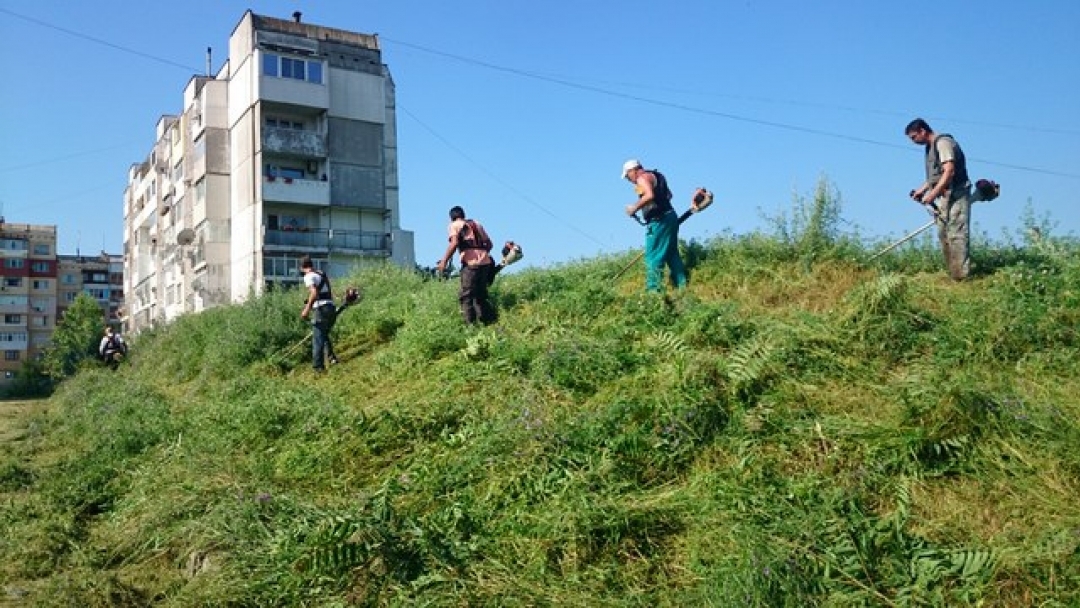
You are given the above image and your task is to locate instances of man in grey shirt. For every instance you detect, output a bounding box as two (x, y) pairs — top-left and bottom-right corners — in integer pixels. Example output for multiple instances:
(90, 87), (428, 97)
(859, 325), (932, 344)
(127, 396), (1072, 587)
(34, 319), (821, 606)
(905, 118), (972, 280)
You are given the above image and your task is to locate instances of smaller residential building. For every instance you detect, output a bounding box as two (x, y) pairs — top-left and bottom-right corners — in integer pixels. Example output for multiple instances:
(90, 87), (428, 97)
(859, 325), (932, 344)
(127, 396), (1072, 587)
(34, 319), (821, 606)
(0, 221), (58, 380)
(57, 253), (125, 328)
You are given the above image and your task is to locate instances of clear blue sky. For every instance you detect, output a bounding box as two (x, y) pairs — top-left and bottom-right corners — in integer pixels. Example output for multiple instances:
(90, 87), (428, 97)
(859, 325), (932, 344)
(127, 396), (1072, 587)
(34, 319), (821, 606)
(1, 1), (1077, 269)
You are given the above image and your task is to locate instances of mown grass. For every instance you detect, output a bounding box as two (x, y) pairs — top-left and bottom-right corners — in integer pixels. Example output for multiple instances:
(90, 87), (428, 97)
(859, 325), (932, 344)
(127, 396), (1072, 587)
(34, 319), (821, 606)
(1, 195), (1078, 606)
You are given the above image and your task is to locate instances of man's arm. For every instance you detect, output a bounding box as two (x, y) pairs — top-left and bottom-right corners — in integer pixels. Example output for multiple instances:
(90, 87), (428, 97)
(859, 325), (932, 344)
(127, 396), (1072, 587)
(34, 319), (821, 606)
(923, 160), (955, 203)
(625, 174), (656, 217)
(300, 280), (318, 319)
(436, 234), (460, 274)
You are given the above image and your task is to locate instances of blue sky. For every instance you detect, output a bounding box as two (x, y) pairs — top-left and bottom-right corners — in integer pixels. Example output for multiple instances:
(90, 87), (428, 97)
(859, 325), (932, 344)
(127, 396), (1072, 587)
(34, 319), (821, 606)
(1, 1), (1077, 270)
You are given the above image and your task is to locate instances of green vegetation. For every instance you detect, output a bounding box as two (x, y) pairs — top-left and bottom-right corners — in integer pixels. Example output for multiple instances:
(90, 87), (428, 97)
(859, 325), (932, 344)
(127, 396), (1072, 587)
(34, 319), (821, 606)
(2, 186), (1078, 606)
(42, 292), (106, 382)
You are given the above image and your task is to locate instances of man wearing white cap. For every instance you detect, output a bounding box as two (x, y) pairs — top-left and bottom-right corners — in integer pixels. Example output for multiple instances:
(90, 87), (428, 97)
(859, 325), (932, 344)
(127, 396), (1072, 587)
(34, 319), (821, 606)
(622, 159), (688, 292)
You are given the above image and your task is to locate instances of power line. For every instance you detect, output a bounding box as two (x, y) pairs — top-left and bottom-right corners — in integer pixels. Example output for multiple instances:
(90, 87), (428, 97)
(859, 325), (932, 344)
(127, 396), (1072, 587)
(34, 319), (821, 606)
(0, 7), (202, 73)
(0, 140), (144, 174)
(573, 80), (1080, 138)
(8, 6), (1075, 183)
(399, 106), (611, 250)
(382, 36), (1080, 180)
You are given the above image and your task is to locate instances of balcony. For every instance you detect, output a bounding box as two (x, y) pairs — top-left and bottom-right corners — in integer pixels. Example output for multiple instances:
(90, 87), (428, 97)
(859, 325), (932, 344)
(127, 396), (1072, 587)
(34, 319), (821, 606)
(0, 303), (29, 315)
(263, 228), (389, 253)
(263, 128), (326, 158)
(263, 176), (330, 206)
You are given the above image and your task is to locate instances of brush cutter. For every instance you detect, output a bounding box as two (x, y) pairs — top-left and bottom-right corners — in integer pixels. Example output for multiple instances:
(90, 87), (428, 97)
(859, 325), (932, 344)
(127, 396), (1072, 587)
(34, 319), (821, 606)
(868, 178), (1000, 262)
(277, 286), (363, 360)
(491, 241), (524, 280)
(613, 188), (714, 280)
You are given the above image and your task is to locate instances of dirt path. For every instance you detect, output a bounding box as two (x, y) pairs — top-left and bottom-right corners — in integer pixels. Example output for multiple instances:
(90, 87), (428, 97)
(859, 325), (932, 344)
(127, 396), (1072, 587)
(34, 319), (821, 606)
(0, 399), (48, 445)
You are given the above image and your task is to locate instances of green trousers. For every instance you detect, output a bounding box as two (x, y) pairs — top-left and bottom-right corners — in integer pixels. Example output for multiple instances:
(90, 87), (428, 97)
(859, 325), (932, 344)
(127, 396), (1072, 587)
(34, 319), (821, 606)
(644, 211), (688, 292)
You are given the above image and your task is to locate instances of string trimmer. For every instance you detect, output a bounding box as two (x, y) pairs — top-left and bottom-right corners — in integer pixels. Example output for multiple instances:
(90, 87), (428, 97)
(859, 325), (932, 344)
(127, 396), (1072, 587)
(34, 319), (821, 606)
(613, 187), (715, 280)
(491, 241), (524, 281)
(867, 178), (999, 262)
(277, 286), (363, 361)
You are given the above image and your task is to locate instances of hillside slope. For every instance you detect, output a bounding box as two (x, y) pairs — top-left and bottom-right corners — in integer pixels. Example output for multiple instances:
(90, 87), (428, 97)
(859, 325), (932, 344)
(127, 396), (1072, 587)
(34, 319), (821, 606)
(2, 228), (1078, 607)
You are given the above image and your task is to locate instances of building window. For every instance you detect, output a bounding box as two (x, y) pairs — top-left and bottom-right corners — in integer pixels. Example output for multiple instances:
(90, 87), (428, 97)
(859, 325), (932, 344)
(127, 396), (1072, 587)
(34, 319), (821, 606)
(65, 292), (77, 303)
(62, 274), (77, 285)
(0, 332), (27, 343)
(3, 314), (20, 324)
(4, 351), (18, 361)
(4, 259), (23, 269)
(31, 262), (50, 272)
(262, 52), (323, 84)
(33, 243), (51, 255)
(32, 315), (48, 327)
(4, 278), (21, 288)
(265, 164), (305, 180)
(32, 280), (50, 290)
(1, 239), (28, 251)
(262, 53), (278, 77)
(266, 117), (305, 130)
(281, 57), (305, 80)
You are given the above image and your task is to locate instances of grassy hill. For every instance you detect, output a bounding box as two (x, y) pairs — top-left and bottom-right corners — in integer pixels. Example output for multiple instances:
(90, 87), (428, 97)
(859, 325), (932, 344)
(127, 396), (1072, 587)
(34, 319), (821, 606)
(2, 201), (1078, 606)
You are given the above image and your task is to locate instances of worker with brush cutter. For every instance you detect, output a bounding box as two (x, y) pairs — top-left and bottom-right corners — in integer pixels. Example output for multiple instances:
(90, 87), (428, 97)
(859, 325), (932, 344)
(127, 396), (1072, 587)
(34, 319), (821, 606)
(621, 159), (714, 291)
(299, 255), (341, 372)
(279, 279), (360, 367)
(437, 206), (498, 325)
(905, 118), (991, 281)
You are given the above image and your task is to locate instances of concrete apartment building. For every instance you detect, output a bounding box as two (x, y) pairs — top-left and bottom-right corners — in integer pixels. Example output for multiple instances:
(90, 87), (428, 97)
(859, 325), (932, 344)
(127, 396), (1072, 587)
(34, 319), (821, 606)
(57, 253), (125, 326)
(0, 222), (57, 380)
(124, 10), (414, 333)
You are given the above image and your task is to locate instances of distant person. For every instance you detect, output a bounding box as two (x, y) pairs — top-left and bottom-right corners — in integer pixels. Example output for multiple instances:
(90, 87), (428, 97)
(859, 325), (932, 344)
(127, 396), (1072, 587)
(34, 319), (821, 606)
(98, 326), (127, 369)
(622, 159), (688, 292)
(299, 255), (339, 371)
(905, 118), (972, 280)
(436, 206), (497, 325)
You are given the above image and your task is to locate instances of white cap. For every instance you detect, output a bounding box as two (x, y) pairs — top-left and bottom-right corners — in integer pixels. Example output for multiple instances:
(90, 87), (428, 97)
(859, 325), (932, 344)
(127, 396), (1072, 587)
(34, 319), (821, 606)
(621, 159), (642, 179)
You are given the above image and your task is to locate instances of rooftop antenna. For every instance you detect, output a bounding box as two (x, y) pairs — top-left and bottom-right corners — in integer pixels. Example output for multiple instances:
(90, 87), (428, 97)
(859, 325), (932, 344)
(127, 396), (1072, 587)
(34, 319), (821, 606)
(206, 47), (212, 76)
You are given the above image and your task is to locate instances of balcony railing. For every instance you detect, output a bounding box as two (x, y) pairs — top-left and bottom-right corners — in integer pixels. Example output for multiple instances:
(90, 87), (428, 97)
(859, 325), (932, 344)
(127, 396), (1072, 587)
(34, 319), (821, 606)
(262, 128), (326, 158)
(263, 228), (388, 253)
(263, 176), (330, 206)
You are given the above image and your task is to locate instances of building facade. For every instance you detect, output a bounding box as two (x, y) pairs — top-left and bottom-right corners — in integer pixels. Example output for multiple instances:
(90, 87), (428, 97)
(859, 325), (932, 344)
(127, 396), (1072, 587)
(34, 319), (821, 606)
(123, 10), (414, 334)
(0, 222), (58, 380)
(57, 253), (125, 328)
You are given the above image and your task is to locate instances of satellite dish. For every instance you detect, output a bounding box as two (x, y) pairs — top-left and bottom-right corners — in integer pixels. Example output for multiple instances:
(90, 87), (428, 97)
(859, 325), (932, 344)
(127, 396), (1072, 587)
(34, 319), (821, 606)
(177, 228), (196, 246)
